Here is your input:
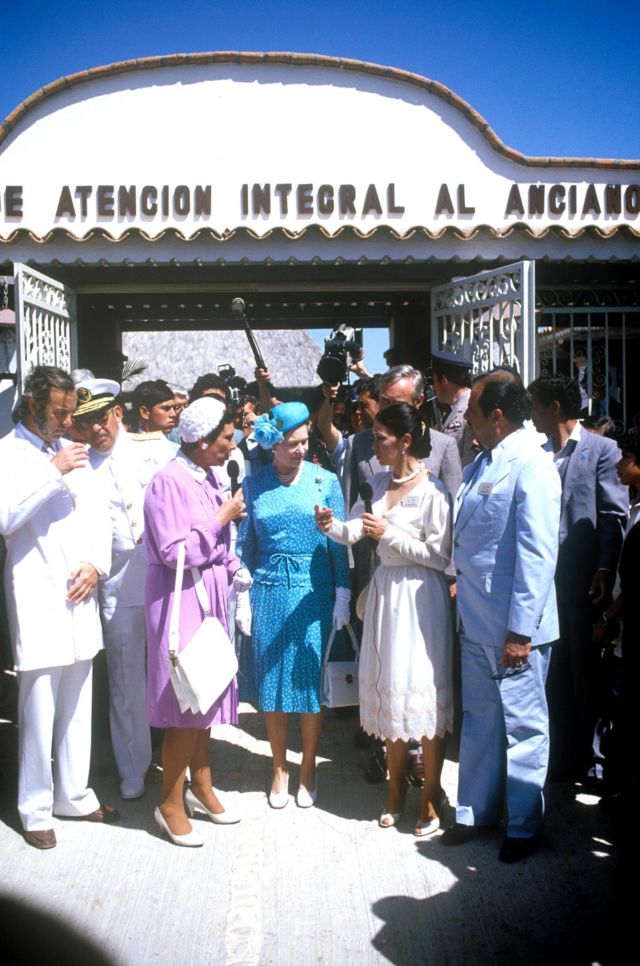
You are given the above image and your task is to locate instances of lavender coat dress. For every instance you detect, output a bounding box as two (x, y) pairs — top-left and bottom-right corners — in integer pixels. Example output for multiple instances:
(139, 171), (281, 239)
(144, 453), (240, 728)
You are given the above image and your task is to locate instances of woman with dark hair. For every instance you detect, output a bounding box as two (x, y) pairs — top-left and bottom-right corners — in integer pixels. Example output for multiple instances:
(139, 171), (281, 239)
(316, 403), (454, 835)
(144, 396), (247, 845)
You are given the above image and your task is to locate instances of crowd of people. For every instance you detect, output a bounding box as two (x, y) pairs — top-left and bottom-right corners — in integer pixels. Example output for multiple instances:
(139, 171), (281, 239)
(0, 349), (636, 863)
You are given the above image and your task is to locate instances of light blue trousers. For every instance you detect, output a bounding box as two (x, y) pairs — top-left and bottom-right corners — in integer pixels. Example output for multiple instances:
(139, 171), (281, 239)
(456, 635), (551, 839)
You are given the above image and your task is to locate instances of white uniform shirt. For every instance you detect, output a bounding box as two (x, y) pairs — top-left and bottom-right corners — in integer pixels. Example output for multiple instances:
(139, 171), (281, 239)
(91, 427), (176, 613)
(0, 424), (111, 671)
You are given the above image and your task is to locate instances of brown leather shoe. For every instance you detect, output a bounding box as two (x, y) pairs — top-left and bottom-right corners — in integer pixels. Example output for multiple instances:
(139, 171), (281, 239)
(79, 804), (121, 824)
(25, 828), (57, 850)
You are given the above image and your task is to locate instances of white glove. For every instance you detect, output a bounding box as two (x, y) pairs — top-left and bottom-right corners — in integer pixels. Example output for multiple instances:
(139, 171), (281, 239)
(235, 588), (252, 636)
(233, 567), (253, 592)
(332, 586), (351, 630)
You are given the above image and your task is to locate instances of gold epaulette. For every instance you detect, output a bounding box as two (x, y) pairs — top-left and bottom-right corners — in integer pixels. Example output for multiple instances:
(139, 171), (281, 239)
(128, 431), (167, 441)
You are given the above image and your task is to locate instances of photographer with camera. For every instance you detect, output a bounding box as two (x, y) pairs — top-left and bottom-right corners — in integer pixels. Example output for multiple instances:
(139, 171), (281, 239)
(313, 326), (373, 493)
(316, 376), (380, 499)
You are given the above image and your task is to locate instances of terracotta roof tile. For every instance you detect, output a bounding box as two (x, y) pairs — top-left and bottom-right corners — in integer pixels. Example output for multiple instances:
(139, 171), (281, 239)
(1, 223), (638, 248)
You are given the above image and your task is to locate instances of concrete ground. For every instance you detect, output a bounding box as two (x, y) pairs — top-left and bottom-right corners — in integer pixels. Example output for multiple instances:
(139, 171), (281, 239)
(0, 674), (626, 966)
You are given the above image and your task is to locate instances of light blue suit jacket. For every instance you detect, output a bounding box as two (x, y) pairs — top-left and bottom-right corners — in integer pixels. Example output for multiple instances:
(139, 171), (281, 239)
(454, 427), (561, 647)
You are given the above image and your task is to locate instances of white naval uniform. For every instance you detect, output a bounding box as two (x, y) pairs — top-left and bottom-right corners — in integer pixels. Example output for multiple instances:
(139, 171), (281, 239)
(91, 429), (175, 797)
(0, 424), (111, 830)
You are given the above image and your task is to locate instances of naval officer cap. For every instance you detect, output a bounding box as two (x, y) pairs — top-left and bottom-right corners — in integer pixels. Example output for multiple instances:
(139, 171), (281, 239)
(73, 378), (121, 417)
(430, 348), (472, 373)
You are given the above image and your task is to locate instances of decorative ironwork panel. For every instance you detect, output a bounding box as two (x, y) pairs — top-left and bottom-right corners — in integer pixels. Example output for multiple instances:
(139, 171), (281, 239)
(537, 306), (640, 431)
(431, 261), (536, 386)
(14, 264), (77, 390)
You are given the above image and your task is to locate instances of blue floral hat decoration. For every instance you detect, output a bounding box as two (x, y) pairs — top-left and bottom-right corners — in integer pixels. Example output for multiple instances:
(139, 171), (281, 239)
(253, 401), (310, 450)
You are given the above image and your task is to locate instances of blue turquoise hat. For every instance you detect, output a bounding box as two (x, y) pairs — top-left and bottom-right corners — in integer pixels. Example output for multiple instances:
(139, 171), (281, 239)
(252, 401), (310, 449)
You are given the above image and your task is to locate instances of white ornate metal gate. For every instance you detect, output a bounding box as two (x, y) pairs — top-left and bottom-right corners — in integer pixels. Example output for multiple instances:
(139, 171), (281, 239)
(13, 263), (77, 390)
(430, 260), (537, 386)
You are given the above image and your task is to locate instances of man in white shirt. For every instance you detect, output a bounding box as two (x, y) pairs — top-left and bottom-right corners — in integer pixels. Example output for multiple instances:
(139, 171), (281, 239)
(0, 366), (117, 849)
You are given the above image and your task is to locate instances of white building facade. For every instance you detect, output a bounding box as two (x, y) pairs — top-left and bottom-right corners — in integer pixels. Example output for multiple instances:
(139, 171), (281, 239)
(0, 52), (638, 429)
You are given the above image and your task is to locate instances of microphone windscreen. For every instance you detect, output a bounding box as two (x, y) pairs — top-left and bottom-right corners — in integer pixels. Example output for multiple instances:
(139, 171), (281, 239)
(231, 297), (245, 318)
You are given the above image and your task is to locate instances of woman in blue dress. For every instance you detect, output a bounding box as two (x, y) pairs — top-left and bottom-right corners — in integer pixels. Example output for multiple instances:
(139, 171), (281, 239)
(237, 402), (350, 809)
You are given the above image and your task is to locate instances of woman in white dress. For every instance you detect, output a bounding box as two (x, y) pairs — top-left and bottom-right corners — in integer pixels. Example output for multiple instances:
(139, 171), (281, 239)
(315, 403), (454, 835)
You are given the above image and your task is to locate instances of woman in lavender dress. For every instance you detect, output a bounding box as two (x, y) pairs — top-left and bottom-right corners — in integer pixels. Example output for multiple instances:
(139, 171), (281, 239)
(144, 397), (248, 846)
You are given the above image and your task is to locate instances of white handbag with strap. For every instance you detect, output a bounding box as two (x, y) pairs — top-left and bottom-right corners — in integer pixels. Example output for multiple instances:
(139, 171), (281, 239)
(320, 622), (360, 708)
(168, 542), (238, 715)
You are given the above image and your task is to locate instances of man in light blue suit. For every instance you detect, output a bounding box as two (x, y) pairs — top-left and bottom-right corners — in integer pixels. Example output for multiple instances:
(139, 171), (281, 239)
(441, 369), (561, 863)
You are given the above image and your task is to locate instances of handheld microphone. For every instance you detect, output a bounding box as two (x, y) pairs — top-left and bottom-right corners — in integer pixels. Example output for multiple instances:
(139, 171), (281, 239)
(227, 459), (240, 496)
(359, 482), (373, 515)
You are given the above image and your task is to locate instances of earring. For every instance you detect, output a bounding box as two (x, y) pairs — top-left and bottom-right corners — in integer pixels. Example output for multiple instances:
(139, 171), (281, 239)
(200, 442), (207, 450)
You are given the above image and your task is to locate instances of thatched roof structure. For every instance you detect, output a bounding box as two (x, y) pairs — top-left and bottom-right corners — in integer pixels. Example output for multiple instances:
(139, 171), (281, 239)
(121, 329), (323, 391)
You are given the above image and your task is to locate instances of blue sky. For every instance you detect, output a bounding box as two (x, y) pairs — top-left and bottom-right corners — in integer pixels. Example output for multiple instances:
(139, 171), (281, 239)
(3, 0), (639, 158)
(2, 0), (638, 372)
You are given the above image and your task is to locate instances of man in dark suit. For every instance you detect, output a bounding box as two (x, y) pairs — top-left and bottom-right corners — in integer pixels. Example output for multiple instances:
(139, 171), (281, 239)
(528, 374), (628, 781)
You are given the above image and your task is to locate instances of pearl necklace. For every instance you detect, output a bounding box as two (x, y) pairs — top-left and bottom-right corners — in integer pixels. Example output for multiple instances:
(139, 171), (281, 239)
(275, 465), (300, 485)
(391, 466), (421, 484)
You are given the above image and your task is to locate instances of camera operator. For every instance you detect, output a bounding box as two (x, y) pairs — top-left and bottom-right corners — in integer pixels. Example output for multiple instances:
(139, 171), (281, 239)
(316, 375), (380, 500)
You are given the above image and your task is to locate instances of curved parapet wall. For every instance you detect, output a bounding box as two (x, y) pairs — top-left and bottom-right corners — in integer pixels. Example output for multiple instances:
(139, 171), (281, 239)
(1, 52), (638, 245)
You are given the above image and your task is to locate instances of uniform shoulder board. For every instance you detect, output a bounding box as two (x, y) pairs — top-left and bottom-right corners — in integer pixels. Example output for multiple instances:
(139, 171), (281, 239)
(129, 431), (166, 441)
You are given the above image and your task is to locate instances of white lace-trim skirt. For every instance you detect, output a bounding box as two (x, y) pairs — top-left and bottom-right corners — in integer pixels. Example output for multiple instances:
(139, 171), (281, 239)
(359, 563), (454, 742)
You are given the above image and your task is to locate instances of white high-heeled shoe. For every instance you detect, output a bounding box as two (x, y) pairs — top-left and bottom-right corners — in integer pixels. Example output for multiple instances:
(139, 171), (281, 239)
(184, 788), (241, 825)
(296, 784), (317, 808)
(413, 815), (441, 837)
(379, 810), (402, 828)
(154, 806), (204, 847)
(268, 773), (290, 809)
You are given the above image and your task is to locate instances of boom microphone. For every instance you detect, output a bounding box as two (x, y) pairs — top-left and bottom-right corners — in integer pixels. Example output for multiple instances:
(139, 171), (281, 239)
(227, 460), (240, 495)
(230, 297), (267, 371)
(231, 297), (246, 319)
(359, 482), (373, 515)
